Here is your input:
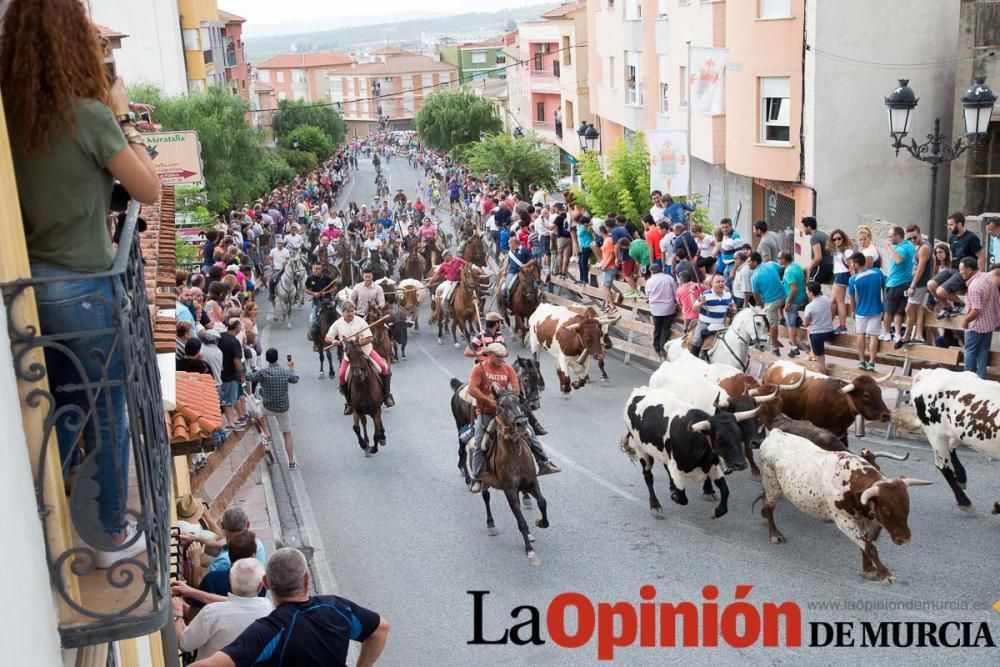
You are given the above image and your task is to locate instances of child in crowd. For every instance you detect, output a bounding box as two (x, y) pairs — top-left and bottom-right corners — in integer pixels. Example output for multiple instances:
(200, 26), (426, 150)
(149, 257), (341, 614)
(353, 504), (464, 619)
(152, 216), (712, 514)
(802, 281), (836, 374)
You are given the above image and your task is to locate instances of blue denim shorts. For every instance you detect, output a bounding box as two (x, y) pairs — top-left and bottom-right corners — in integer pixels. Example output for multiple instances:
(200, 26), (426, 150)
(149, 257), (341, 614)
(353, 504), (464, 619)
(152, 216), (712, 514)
(218, 380), (239, 406)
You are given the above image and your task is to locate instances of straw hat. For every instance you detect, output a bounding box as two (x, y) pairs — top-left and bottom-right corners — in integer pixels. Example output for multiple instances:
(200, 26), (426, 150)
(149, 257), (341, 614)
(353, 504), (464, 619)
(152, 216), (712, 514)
(176, 493), (205, 523)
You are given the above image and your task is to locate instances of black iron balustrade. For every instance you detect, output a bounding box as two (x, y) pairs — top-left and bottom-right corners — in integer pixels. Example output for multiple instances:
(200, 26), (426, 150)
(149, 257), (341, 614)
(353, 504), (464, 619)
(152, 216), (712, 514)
(2, 201), (174, 650)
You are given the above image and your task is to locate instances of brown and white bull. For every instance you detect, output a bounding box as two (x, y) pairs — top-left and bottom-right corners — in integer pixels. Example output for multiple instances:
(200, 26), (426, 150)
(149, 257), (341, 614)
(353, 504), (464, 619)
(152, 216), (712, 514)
(911, 368), (1000, 512)
(757, 430), (932, 583)
(394, 278), (427, 330)
(762, 360), (892, 446)
(528, 303), (617, 394)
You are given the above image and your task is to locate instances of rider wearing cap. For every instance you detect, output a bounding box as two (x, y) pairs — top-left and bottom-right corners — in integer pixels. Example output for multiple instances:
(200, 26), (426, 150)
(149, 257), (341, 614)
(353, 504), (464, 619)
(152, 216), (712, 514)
(466, 343), (560, 493)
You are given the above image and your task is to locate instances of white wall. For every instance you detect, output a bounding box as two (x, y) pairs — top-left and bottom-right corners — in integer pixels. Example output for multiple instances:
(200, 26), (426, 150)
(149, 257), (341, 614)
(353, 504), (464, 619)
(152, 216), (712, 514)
(0, 306), (63, 666)
(808, 0), (960, 234)
(89, 0), (188, 96)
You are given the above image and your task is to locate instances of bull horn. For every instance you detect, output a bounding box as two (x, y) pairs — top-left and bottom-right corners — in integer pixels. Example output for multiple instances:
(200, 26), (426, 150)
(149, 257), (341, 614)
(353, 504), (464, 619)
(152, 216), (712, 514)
(839, 382), (856, 395)
(596, 315), (620, 324)
(714, 393), (729, 410)
(753, 388), (779, 405)
(859, 483), (881, 506)
(778, 373), (806, 392)
(870, 450), (910, 462)
(734, 407), (760, 422)
(689, 419), (712, 433)
(873, 368), (896, 384)
(901, 477), (934, 487)
(563, 322), (581, 332)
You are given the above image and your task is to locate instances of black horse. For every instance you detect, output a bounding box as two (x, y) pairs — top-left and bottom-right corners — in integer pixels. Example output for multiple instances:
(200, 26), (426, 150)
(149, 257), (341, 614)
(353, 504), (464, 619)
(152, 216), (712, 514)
(313, 298), (339, 378)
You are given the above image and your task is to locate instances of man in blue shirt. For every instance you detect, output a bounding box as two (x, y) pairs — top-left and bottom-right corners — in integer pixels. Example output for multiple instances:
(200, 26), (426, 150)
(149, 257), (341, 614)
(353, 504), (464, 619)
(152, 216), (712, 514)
(848, 253), (886, 371)
(778, 251), (808, 357)
(881, 225), (915, 349)
(716, 217), (741, 277)
(503, 236), (535, 300)
(748, 252), (786, 355)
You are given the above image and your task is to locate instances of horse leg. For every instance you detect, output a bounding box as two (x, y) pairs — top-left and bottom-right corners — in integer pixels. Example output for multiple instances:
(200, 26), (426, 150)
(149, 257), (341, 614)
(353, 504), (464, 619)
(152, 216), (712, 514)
(528, 481), (549, 529)
(327, 351), (335, 378)
(598, 358), (609, 381)
(352, 418), (366, 451)
(374, 410), (385, 450)
(361, 417), (374, 457)
(503, 489), (539, 565)
(318, 350), (326, 379)
(483, 488), (497, 537)
(458, 439), (470, 483)
(437, 307), (444, 345)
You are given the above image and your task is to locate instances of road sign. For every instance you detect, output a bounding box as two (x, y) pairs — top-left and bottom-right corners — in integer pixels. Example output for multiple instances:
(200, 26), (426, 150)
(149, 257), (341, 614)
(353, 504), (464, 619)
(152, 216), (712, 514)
(143, 131), (204, 186)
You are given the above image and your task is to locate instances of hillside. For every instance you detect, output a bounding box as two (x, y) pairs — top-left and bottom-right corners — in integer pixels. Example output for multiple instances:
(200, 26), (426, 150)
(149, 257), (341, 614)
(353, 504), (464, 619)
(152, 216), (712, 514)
(244, 4), (558, 62)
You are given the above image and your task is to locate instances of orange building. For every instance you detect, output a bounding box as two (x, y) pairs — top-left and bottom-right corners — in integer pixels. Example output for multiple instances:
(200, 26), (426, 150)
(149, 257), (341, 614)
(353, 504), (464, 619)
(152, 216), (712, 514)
(257, 51), (355, 103)
(219, 9), (249, 100)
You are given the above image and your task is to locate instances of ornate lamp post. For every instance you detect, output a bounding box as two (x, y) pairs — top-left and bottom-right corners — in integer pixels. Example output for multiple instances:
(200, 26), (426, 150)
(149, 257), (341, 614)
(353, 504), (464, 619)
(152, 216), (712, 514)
(576, 121), (600, 152)
(885, 77), (997, 244)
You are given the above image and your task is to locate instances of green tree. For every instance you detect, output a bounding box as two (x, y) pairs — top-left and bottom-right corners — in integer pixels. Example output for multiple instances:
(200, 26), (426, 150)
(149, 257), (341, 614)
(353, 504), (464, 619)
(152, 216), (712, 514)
(414, 89), (502, 152)
(285, 125), (333, 158)
(259, 150), (295, 188)
(465, 132), (557, 195)
(571, 133), (652, 222)
(272, 99), (345, 146)
(278, 148), (319, 175)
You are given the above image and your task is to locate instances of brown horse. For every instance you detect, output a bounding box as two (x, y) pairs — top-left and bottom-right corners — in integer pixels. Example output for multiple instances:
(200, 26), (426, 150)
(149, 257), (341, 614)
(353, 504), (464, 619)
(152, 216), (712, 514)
(399, 245), (426, 281)
(477, 386), (550, 566)
(461, 234), (487, 267)
(344, 340), (385, 457)
(420, 238), (443, 269)
(436, 264), (481, 348)
(366, 303), (394, 368)
(499, 265), (542, 345)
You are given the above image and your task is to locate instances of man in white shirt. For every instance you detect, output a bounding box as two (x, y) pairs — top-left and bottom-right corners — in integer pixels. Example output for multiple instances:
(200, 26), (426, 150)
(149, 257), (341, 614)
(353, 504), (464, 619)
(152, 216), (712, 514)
(268, 239), (291, 293)
(174, 558), (272, 660)
(531, 185), (547, 207)
(284, 226), (304, 252)
(649, 190), (666, 223)
(363, 230), (383, 253)
(325, 301), (393, 413)
(349, 269), (386, 319)
(295, 200), (306, 222)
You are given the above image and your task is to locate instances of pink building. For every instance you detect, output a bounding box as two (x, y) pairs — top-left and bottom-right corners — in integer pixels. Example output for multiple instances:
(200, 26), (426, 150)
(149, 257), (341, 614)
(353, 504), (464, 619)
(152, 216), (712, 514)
(218, 9), (249, 100)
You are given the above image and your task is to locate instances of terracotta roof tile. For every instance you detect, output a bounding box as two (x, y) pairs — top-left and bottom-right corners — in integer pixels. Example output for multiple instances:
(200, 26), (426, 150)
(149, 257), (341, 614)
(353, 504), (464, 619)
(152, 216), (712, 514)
(218, 9), (247, 23)
(259, 52), (354, 69)
(171, 372), (223, 442)
(329, 55), (456, 76)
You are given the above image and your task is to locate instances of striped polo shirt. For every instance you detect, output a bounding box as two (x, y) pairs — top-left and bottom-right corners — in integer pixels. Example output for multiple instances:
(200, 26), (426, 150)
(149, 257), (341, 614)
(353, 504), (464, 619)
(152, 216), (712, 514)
(699, 289), (733, 330)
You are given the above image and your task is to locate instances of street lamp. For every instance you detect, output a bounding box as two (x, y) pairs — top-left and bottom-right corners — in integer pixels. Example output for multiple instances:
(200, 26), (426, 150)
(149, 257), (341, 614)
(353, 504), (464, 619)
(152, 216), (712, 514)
(292, 139), (300, 150)
(513, 126), (523, 138)
(577, 121), (600, 152)
(479, 130), (487, 142)
(885, 77), (997, 244)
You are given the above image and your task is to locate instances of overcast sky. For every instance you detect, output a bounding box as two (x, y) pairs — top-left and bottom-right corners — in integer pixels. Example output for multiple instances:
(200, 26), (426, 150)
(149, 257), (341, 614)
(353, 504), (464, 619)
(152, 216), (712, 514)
(225, 0), (540, 27)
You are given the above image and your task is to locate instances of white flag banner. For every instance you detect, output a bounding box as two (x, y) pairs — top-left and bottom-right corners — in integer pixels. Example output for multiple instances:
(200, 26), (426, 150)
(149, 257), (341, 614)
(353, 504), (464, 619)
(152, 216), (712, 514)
(648, 130), (690, 197)
(689, 46), (728, 115)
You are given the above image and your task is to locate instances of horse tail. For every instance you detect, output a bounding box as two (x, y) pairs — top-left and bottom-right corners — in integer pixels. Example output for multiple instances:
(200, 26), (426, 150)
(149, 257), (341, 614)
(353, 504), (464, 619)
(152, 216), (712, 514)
(449, 377), (463, 392)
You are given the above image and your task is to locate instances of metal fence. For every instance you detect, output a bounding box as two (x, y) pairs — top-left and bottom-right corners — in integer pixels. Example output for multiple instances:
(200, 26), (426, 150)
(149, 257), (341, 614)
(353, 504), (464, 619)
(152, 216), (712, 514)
(2, 202), (173, 649)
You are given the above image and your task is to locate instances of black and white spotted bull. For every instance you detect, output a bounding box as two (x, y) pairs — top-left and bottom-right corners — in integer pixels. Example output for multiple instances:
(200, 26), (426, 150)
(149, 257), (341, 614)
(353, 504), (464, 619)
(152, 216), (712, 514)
(912, 368), (1000, 512)
(620, 387), (749, 520)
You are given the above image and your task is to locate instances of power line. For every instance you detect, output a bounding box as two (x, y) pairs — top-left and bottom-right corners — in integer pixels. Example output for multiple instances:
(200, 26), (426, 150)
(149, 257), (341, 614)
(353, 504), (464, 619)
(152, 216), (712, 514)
(249, 41), (588, 115)
(805, 43), (995, 70)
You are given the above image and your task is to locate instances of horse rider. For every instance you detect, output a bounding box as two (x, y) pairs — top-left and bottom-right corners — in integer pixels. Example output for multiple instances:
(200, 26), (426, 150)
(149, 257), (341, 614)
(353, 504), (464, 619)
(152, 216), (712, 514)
(428, 250), (468, 321)
(465, 312), (548, 437)
(466, 343), (560, 494)
(502, 236), (536, 302)
(305, 263), (337, 339)
(268, 237), (291, 296)
(325, 300), (395, 414)
(418, 216), (438, 244)
(284, 224), (305, 253)
(350, 268), (385, 320)
(393, 188), (407, 207)
(401, 224), (420, 253)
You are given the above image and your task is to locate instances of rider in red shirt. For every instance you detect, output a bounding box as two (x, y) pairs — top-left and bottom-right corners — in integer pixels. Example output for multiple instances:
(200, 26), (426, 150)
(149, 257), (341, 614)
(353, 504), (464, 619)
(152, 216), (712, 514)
(429, 251), (467, 320)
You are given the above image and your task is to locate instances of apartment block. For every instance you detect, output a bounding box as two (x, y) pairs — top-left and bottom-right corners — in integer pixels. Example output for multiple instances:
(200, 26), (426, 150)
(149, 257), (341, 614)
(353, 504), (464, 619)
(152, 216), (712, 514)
(219, 9), (250, 100)
(257, 51), (355, 103)
(438, 41), (508, 83)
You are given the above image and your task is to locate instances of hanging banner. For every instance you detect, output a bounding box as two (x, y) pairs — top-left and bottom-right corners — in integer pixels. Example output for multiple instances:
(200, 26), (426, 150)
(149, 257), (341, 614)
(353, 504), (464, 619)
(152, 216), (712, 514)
(648, 130), (689, 197)
(689, 46), (729, 115)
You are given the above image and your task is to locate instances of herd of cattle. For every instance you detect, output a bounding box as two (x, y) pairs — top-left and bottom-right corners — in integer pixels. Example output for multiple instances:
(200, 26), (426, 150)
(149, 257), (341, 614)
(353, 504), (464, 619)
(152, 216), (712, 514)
(522, 302), (1000, 584)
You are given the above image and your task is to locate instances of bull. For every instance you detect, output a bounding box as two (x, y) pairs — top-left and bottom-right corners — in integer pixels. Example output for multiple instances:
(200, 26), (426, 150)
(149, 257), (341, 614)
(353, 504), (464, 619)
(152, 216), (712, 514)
(757, 429), (932, 584)
(762, 360), (892, 446)
(912, 368), (1000, 511)
(395, 278), (426, 330)
(528, 303), (617, 394)
(385, 307), (414, 361)
(621, 387), (750, 520)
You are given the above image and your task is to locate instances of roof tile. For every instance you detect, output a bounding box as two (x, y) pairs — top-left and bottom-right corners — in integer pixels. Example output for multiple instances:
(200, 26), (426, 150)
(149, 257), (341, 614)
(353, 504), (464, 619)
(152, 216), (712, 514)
(171, 372), (223, 442)
(258, 51), (354, 69)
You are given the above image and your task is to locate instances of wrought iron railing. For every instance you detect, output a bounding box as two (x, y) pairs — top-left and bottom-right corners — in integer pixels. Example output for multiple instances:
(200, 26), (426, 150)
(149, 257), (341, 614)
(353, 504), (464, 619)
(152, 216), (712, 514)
(2, 201), (173, 649)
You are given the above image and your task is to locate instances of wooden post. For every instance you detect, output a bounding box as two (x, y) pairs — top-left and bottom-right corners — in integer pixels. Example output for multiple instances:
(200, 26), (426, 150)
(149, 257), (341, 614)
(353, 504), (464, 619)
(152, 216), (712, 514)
(886, 356), (913, 440)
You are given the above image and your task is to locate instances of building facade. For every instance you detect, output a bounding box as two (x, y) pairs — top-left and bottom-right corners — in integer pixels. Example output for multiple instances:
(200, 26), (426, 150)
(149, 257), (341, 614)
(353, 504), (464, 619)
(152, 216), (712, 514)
(219, 9), (250, 100)
(328, 51), (457, 137)
(257, 52), (355, 103)
(438, 41), (507, 83)
(177, 0), (226, 92)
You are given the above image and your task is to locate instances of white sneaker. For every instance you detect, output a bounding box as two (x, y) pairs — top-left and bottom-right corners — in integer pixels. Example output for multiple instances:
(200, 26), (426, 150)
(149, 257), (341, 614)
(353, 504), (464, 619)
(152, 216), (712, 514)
(94, 523), (147, 569)
(878, 332), (893, 342)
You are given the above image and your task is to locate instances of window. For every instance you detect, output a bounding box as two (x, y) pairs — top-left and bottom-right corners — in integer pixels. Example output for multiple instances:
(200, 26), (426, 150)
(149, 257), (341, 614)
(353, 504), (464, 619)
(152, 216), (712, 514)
(565, 99), (574, 129)
(440, 73), (450, 87)
(258, 69), (270, 83)
(657, 0), (668, 16)
(760, 76), (791, 142)
(679, 65), (687, 107)
(204, 49), (213, 65)
(330, 78), (343, 101)
(188, 79), (206, 94)
(537, 102), (545, 122)
(554, 60), (561, 77)
(200, 28), (212, 50)
(402, 76), (413, 91)
(759, 0), (791, 18)
(182, 29), (200, 50)
(294, 90), (307, 102)
(471, 51), (487, 64)
(422, 74), (434, 88)
(276, 70), (285, 83)
(278, 91), (287, 101)
(562, 37), (571, 66)
(292, 69), (307, 82)
(625, 52), (640, 105)
(534, 52), (543, 71)
(608, 56), (616, 88)
(659, 83), (669, 114)
(496, 53), (506, 64)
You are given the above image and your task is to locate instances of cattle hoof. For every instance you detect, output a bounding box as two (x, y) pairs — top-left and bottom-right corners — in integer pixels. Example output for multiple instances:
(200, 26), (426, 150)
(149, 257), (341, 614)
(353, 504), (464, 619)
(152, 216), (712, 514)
(769, 533), (786, 544)
(702, 492), (718, 502)
(486, 526), (497, 537)
(318, 372), (325, 379)
(364, 448), (373, 458)
(879, 575), (895, 586)
(669, 491), (688, 506)
(527, 551), (540, 567)
(958, 503), (975, 513)
(712, 508), (728, 519)
(535, 518), (549, 529)
(992, 502), (1000, 515)
(751, 470), (761, 482)
(862, 570), (879, 581)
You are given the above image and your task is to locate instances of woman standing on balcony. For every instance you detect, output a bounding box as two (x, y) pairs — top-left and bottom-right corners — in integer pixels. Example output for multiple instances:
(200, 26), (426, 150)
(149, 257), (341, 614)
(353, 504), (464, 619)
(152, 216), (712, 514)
(2, 0), (161, 567)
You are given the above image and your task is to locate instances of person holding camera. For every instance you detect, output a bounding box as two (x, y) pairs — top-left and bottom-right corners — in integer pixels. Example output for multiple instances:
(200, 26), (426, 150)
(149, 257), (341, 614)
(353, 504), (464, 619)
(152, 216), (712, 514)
(2, 0), (161, 567)
(246, 349), (300, 469)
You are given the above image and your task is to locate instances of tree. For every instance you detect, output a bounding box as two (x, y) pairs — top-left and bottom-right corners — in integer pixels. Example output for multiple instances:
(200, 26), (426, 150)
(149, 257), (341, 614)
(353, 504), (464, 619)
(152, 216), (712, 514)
(414, 89), (502, 152)
(466, 132), (558, 196)
(285, 125), (333, 158)
(272, 99), (345, 146)
(278, 149), (319, 175)
(571, 133), (652, 222)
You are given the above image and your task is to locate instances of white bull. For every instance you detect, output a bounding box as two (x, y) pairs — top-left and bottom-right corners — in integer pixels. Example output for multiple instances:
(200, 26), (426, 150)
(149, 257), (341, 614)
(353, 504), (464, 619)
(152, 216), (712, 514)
(528, 303), (616, 394)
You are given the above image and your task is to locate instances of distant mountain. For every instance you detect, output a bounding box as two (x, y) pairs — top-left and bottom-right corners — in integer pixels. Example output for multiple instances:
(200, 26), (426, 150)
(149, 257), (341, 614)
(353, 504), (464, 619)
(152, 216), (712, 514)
(244, 4), (558, 62)
(243, 11), (447, 39)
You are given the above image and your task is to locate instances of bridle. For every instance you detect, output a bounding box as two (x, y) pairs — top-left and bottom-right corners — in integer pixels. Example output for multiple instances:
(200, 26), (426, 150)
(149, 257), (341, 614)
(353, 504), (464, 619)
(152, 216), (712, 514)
(713, 311), (770, 373)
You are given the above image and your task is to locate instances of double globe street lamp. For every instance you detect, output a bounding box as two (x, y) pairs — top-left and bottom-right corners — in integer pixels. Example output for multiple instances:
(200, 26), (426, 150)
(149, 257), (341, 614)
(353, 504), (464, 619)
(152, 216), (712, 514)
(884, 77), (997, 244)
(576, 121), (600, 152)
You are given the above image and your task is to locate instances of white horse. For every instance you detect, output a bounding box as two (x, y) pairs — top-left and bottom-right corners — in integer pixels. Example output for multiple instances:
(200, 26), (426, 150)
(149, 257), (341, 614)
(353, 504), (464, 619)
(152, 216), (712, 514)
(665, 307), (770, 372)
(273, 252), (307, 328)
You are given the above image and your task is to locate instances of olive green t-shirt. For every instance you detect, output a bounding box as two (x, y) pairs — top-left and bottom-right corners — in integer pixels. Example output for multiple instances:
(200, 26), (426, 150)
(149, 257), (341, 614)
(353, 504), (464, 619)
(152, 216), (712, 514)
(12, 98), (126, 272)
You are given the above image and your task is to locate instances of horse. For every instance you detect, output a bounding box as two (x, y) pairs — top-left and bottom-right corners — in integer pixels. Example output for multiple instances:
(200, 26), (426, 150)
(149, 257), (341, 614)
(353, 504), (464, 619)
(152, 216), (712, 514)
(460, 234), (487, 268)
(313, 298), (339, 378)
(399, 245), (427, 282)
(499, 266), (542, 345)
(435, 264), (481, 348)
(366, 303), (394, 368)
(272, 253), (307, 328)
(419, 238), (442, 269)
(473, 385), (550, 566)
(344, 340), (386, 457)
(512, 355), (542, 412)
(359, 248), (388, 280)
(664, 307), (770, 372)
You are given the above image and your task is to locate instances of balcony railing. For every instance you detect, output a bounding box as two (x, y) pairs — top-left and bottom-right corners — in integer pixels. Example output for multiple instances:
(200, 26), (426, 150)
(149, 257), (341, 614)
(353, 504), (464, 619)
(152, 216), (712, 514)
(530, 69), (557, 80)
(2, 201), (173, 649)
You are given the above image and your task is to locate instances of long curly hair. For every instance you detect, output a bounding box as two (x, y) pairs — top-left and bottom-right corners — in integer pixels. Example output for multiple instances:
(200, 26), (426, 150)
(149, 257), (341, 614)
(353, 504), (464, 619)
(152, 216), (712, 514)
(0, 0), (110, 153)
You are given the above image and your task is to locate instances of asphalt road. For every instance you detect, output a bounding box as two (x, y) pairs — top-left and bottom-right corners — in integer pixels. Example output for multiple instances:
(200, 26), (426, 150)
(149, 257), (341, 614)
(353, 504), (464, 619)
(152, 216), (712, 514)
(259, 157), (1000, 665)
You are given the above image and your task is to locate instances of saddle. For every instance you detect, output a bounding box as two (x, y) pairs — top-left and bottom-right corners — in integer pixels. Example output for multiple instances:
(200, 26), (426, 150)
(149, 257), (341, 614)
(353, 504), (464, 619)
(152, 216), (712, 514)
(681, 328), (725, 356)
